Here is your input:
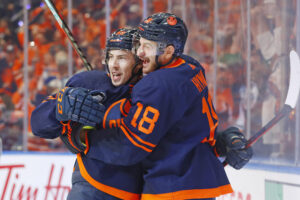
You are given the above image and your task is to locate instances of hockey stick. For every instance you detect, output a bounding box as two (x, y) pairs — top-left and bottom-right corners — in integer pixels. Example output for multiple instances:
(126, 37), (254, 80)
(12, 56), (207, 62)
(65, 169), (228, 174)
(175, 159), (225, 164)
(224, 50), (300, 166)
(44, 0), (93, 71)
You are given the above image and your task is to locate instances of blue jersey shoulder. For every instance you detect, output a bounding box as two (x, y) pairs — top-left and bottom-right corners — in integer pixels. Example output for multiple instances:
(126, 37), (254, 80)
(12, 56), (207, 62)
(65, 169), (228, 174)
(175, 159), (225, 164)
(66, 70), (111, 89)
(181, 54), (205, 70)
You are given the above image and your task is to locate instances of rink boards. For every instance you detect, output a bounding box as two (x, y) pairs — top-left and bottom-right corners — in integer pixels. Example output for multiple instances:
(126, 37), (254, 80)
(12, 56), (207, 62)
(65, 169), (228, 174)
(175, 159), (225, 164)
(0, 153), (300, 200)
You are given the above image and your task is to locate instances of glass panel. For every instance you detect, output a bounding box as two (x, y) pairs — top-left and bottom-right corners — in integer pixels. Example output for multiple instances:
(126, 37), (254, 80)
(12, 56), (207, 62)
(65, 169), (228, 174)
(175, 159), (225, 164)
(25, 0), (68, 151)
(0, 1), (25, 151)
(249, 0), (296, 164)
(185, 0), (214, 92)
(147, 0), (168, 16)
(72, 0), (106, 71)
(110, 0), (143, 30)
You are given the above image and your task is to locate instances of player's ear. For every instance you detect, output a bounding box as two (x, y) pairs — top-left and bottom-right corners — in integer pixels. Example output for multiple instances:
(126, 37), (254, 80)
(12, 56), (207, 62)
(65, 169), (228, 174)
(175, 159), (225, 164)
(164, 45), (175, 60)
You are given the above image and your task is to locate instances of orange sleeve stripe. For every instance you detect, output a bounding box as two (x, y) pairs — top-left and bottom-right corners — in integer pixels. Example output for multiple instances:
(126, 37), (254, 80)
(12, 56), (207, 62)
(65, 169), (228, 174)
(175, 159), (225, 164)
(42, 95), (57, 103)
(47, 96), (56, 100)
(76, 154), (141, 200)
(122, 120), (156, 148)
(208, 121), (218, 146)
(119, 99), (127, 116)
(103, 99), (124, 129)
(141, 184), (233, 200)
(120, 125), (152, 153)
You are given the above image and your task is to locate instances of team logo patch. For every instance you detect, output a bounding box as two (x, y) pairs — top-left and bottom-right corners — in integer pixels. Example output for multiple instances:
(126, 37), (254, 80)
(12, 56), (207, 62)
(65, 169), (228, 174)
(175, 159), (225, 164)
(167, 16), (177, 25)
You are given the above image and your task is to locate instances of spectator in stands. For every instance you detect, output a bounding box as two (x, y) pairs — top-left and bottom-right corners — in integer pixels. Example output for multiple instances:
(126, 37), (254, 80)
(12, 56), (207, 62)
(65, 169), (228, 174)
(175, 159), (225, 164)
(215, 62), (234, 131)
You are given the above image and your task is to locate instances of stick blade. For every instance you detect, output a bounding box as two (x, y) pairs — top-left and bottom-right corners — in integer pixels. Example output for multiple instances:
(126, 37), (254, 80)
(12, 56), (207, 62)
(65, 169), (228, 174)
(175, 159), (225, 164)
(285, 50), (300, 108)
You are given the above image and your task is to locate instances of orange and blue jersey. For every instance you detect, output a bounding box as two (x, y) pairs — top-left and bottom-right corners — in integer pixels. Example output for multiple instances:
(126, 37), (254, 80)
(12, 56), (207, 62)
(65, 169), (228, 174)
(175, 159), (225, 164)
(93, 55), (233, 199)
(31, 70), (143, 200)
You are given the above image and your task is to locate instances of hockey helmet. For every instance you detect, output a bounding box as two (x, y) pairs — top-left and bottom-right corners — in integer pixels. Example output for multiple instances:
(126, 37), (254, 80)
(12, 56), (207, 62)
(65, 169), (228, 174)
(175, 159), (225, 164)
(106, 28), (138, 53)
(137, 12), (188, 56)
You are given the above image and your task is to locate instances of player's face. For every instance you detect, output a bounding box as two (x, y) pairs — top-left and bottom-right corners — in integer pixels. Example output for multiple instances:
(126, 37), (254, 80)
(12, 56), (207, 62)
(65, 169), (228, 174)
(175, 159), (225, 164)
(137, 37), (158, 74)
(108, 49), (136, 86)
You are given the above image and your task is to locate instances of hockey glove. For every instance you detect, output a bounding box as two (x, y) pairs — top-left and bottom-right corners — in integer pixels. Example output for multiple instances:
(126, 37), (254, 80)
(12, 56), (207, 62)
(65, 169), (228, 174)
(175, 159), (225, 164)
(60, 121), (87, 154)
(215, 127), (253, 169)
(56, 87), (106, 126)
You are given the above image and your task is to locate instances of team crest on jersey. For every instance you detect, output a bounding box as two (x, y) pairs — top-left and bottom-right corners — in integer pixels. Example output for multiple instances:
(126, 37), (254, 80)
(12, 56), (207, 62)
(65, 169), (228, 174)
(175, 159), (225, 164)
(167, 16), (177, 26)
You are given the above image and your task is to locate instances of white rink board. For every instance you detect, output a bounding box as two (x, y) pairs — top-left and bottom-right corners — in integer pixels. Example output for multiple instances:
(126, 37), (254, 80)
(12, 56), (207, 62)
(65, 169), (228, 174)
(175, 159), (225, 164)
(217, 165), (300, 200)
(0, 153), (75, 200)
(1, 153), (300, 200)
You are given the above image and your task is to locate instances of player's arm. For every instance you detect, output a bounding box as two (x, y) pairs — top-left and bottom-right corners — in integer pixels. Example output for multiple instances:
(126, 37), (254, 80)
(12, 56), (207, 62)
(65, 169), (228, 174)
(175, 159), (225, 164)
(31, 93), (62, 139)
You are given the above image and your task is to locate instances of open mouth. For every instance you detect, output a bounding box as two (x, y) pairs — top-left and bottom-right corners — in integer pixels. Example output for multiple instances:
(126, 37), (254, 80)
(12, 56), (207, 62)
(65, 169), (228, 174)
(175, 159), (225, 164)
(112, 72), (122, 82)
(142, 58), (150, 66)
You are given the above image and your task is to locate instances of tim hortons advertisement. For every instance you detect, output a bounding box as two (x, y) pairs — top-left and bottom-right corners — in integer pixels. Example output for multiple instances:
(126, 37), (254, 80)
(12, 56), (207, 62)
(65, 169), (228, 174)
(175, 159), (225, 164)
(1, 153), (300, 200)
(0, 153), (75, 200)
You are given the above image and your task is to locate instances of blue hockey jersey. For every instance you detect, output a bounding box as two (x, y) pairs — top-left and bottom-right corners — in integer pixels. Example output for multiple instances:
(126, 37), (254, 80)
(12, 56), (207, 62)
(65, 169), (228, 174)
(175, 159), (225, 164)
(31, 70), (143, 200)
(91, 57), (233, 199)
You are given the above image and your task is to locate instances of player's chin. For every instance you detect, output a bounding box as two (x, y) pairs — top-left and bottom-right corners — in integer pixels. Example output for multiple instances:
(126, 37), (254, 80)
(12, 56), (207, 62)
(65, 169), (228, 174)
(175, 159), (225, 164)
(142, 67), (151, 75)
(142, 63), (154, 74)
(112, 79), (123, 87)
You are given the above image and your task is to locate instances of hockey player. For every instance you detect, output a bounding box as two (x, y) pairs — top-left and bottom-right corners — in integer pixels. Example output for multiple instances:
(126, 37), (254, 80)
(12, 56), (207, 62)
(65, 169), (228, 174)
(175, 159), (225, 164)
(55, 13), (252, 199)
(31, 28), (144, 200)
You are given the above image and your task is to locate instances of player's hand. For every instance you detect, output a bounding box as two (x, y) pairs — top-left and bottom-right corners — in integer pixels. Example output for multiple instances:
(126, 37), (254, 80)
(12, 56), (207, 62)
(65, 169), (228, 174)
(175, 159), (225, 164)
(215, 127), (253, 169)
(56, 87), (106, 126)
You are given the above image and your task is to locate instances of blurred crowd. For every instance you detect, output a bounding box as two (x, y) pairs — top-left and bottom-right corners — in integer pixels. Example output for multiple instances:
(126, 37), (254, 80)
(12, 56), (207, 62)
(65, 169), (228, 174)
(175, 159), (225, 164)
(0, 0), (298, 163)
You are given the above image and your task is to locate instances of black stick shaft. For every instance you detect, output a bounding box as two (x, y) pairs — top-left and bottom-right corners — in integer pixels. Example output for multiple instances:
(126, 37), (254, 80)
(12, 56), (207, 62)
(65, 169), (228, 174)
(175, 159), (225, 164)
(44, 0), (93, 71)
(246, 105), (292, 148)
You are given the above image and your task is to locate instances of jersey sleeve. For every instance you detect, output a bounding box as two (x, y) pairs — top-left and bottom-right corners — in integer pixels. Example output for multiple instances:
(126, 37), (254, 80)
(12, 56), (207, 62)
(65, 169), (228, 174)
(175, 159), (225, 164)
(31, 94), (61, 139)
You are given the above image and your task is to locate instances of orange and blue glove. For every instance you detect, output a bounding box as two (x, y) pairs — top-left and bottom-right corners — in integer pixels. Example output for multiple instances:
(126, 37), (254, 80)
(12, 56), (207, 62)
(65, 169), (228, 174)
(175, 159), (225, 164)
(56, 87), (106, 127)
